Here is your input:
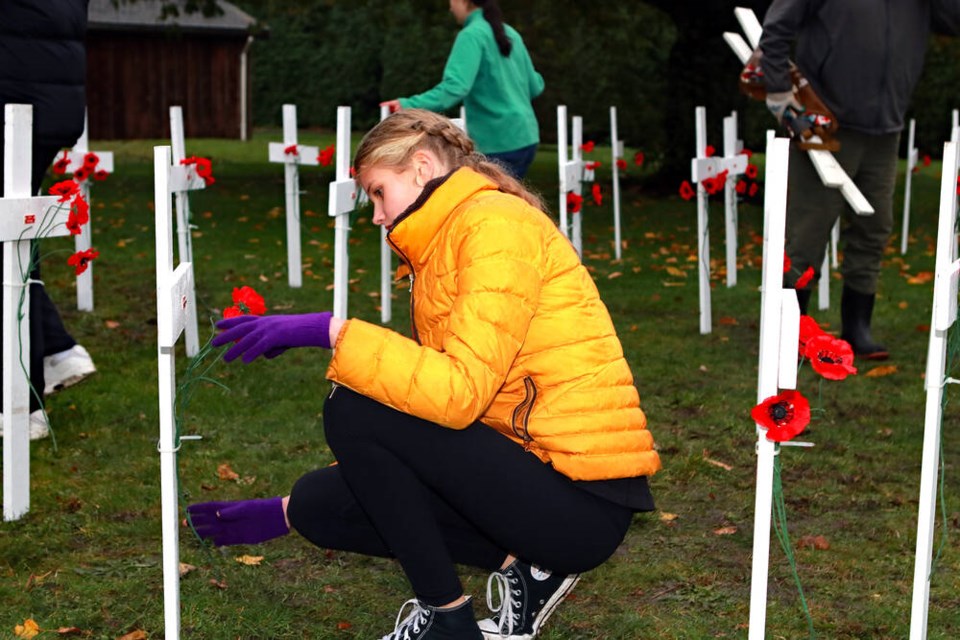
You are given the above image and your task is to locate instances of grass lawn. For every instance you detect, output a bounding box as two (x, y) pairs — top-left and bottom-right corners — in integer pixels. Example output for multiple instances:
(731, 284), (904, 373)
(1, 128), (958, 639)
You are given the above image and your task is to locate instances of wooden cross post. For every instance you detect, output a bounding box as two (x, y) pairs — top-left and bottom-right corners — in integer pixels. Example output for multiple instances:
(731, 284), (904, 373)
(56, 110), (114, 311)
(748, 135), (809, 640)
(609, 106), (625, 261)
(2, 104), (68, 521)
(909, 139), (959, 640)
(379, 104), (393, 324)
(951, 109), (958, 144)
(722, 111), (746, 287)
(556, 105), (584, 257)
(900, 119), (919, 255)
(168, 106), (206, 357)
(267, 104), (320, 288)
(329, 106), (362, 319)
(154, 145), (197, 640)
(690, 106), (749, 334)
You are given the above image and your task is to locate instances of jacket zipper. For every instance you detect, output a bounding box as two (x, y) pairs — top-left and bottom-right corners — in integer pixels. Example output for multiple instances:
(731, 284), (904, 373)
(386, 234), (421, 345)
(511, 376), (538, 450)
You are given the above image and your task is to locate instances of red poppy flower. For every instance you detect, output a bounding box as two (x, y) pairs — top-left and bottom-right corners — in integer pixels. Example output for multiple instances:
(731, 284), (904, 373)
(284, 144), (299, 156)
(748, 182), (759, 197)
(740, 148), (754, 159)
(704, 145), (715, 157)
(580, 141), (595, 153)
(714, 169), (729, 190)
(65, 194), (90, 235)
(52, 150), (71, 175)
(73, 167), (90, 182)
(679, 180), (695, 201)
(702, 176), (719, 195)
(634, 151), (644, 166)
(795, 266), (815, 289)
(93, 169), (110, 181)
(591, 183), (602, 206)
(735, 179), (747, 195)
(67, 248), (99, 275)
(616, 158), (627, 171)
(798, 314), (826, 354)
(805, 334), (857, 380)
(751, 389), (811, 442)
(83, 152), (100, 169)
(49, 180), (80, 202)
(783, 254), (791, 273)
(231, 285), (266, 316)
(317, 145), (335, 167)
(923, 154), (931, 167)
(745, 163), (759, 179)
(566, 191), (584, 213)
(223, 305), (243, 318)
(585, 161), (601, 171)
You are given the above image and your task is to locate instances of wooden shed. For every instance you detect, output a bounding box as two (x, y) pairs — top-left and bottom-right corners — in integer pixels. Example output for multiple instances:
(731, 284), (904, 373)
(86, 0), (262, 140)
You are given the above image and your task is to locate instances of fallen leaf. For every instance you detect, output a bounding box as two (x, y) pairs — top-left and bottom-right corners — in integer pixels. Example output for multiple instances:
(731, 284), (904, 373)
(209, 578), (228, 590)
(14, 619), (40, 639)
(906, 271), (934, 285)
(659, 512), (678, 522)
(665, 266), (687, 278)
(217, 463), (239, 481)
(336, 622), (352, 630)
(898, 301), (909, 309)
(718, 316), (738, 326)
(607, 271), (622, 279)
(116, 631), (147, 640)
(236, 555), (264, 566)
(179, 562), (197, 577)
(797, 535), (830, 550)
(104, 320), (121, 329)
(703, 451), (733, 471)
(56, 628), (83, 635)
(865, 365), (898, 378)
(713, 526), (737, 536)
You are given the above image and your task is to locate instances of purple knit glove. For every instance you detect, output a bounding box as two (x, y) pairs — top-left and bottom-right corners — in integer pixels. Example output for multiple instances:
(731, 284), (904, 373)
(186, 497), (289, 546)
(212, 312), (333, 363)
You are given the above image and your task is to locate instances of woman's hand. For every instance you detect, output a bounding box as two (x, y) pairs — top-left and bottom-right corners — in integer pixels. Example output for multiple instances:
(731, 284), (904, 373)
(380, 99), (402, 114)
(212, 312), (334, 363)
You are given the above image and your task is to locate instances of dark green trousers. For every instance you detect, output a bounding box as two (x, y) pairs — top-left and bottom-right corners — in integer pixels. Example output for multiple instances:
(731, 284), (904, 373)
(785, 129), (900, 295)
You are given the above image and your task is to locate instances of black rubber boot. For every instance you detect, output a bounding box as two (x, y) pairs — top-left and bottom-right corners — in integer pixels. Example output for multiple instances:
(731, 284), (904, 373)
(840, 286), (889, 360)
(794, 288), (812, 316)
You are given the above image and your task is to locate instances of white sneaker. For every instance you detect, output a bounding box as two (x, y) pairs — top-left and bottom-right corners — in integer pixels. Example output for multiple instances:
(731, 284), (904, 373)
(0, 410), (50, 440)
(44, 344), (96, 395)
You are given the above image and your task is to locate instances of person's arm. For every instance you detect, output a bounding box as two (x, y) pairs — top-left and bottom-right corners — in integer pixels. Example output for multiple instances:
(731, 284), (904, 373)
(931, 0), (960, 35)
(400, 30), (483, 113)
(327, 203), (546, 429)
(758, 0), (812, 93)
(514, 36), (545, 99)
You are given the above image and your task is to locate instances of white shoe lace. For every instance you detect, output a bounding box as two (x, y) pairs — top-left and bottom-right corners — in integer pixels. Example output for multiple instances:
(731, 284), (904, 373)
(485, 570), (522, 637)
(382, 599), (431, 640)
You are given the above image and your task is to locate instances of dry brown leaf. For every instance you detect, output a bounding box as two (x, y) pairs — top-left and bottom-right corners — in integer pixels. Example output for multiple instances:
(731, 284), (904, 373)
(217, 463), (239, 481)
(713, 526), (737, 536)
(665, 266), (687, 278)
(116, 631), (147, 640)
(796, 535), (830, 550)
(898, 301), (909, 309)
(236, 555), (264, 566)
(179, 562), (197, 577)
(607, 271), (622, 279)
(209, 578), (228, 590)
(865, 365), (898, 378)
(659, 512), (678, 522)
(14, 619), (40, 639)
(703, 451), (733, 471)
(56, 628), (83, 635)
(906, 271), (934, 285)
(336, 622), (353, 630)
(718, 316), (738, 326)
(104, 320), (121, 329)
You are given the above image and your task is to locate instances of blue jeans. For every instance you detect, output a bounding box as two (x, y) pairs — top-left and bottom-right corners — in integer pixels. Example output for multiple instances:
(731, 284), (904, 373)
(486, 143), (538, 179)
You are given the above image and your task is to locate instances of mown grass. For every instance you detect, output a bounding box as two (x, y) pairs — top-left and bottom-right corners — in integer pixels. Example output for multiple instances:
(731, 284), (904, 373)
(1, 128), (958, 639)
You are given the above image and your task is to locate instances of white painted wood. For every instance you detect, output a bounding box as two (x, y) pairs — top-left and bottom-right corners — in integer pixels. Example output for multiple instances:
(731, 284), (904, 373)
(610, 106), (623, 261)
(571, 116), (583, 257)
(330, 106), (356, 320)
(723, 31), (752, 65)
(910, 140), (959, 640)
(749, 135), (791, 640)
(694, 106), (712, 335)
(379, 104), (393, 324)
(902, 119), (918, 254)
(734, 6), (763, 49)
(817, 249), (830, 311)
(723, 111), (743, 287)
(557, 105), (570, 241)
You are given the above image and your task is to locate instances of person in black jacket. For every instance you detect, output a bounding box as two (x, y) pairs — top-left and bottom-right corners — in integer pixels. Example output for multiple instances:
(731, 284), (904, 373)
(0, 0), (97, 440)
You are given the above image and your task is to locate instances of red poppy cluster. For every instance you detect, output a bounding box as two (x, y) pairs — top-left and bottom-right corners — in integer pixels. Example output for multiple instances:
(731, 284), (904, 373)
(701, 169), (729, 195)
(566, 191), (584, 213)
(181, 156), (215, 186)
(580, 140), (595, 153)
(584, 161), (601, 172)
(223, 285), (267, 318)
(751, 389), (811, 442)
(616, 158), (627, 171)
(317, 144), (335, 167)
(51, 150), (110, 182)
(591, 183), (602, 206)
(797, 314), (858, 380)
(283, 144), (299, 156)
(52, 150), (71, 175)
(47, 180), (100, 274)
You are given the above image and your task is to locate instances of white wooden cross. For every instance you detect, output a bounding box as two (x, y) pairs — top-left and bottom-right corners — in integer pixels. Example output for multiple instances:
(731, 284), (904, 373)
(2, 104), (69, 521)
(329, 106), (363, 320)
(951, 109), (958, 143)
(722, 111), (746, 287)
(379, 104), (393, 324)
(557, 105), (584, 257)
(267, 104), (320, 288)
(690, 106), (749, 334)
(609, 106), (625, 261)
(748, 134), (813, 640)
(909, 138), (959, 640)
(54, 109), (114, 311)
(153, 144), (197, 640)
(168, 106), (207, 357)
(901, 119), (920, 255)
(724, 7), (875, 217)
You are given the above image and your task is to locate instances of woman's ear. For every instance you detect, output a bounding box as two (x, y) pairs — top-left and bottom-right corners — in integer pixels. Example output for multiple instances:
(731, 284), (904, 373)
(411, 149), (441, 185)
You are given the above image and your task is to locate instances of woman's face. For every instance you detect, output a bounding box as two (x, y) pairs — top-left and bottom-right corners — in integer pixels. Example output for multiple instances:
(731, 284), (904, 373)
(449, 0), (474, 25)
(360, 164), (424, 228)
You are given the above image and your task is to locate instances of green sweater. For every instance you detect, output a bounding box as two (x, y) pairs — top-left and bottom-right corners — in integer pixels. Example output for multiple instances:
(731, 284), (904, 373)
(399, 10), (545, 155)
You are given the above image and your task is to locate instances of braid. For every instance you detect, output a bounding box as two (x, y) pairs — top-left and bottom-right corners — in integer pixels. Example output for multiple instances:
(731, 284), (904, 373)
(354, 109), (544, 211)
(473, 0), (512, 57)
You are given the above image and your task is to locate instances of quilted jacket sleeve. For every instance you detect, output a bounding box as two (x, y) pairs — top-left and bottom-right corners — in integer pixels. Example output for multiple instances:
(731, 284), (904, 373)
(326, 201), (547, 429)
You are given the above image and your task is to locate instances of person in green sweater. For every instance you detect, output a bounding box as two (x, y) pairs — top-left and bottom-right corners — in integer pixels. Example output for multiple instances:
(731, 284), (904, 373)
(381, 0), (545, 179)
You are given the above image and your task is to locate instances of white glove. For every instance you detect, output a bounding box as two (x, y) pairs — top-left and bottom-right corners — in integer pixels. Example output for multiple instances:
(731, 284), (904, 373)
(766, 90), (804, 126)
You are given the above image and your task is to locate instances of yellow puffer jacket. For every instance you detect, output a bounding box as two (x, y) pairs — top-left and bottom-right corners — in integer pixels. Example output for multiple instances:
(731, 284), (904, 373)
(327, 168), (660, 481)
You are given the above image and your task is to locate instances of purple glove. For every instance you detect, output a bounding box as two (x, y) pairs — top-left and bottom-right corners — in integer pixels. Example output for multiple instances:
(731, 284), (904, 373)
(212, 312), (333, 363)
(186, 497), (289, 546)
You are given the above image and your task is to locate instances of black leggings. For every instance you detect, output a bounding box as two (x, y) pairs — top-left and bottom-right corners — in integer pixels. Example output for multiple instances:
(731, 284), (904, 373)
(286, 386), (632, 607)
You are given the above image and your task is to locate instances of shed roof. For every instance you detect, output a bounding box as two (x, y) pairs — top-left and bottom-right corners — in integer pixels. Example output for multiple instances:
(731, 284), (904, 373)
(88, 0), (259, 36)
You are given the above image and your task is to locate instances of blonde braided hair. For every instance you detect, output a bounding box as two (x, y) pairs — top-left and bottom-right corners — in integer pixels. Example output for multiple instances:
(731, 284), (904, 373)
(354, 109), (544, 210)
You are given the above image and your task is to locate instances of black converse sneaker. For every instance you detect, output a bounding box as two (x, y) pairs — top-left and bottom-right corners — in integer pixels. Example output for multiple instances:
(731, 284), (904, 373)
(477, 560), (580, 640)
(381, 596), (483, 640)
